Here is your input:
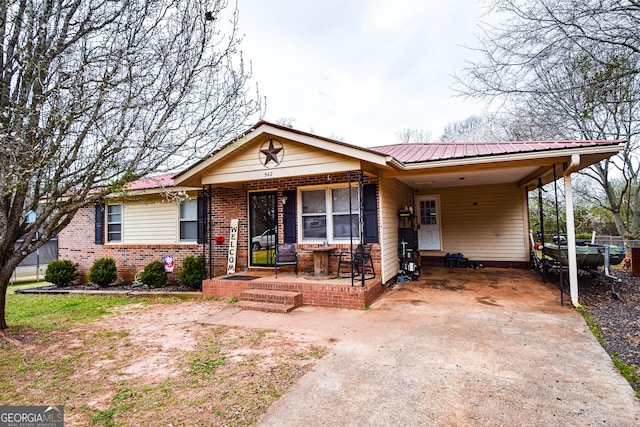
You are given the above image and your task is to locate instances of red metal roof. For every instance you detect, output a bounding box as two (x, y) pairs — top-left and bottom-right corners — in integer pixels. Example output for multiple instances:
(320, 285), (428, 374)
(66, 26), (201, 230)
(370, 140), (623, 163)
(126, 173), (175, 190)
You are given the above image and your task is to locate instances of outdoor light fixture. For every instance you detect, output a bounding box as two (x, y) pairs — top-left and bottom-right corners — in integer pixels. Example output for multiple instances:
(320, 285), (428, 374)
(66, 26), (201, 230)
(281, 196), (287, 205)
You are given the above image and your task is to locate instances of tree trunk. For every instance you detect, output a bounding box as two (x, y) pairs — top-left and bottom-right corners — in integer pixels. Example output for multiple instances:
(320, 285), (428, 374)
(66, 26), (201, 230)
(0, 255), (25, 330)
(611, 212), (628, 239)
(0, 274), (11, 330)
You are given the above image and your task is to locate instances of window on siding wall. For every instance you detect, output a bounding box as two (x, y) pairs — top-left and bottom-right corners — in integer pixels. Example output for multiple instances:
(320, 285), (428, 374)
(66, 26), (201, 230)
(300, 186), (359, 242)
(180, 199), (197, 241)
(107, 204), (122, 242)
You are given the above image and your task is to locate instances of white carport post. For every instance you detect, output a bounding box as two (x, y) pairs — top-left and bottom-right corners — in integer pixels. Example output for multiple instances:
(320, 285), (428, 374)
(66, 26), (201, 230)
(564, 155), (581, 307)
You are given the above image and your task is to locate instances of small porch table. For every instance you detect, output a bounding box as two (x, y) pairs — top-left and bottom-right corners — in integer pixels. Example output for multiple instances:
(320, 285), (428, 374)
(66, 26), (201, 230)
(305, 246), (337, 279)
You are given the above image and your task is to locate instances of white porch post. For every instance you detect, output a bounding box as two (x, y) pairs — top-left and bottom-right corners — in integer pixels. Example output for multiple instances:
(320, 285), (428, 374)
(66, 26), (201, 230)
(563, 172), (580, 306)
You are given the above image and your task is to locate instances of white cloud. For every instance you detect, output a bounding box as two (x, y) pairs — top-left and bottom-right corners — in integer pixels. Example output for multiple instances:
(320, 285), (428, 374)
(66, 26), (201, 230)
(239, 0), (486, 146)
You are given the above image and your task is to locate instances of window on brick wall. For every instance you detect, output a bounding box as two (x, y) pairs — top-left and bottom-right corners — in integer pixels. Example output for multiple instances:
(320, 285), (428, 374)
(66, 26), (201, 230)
(180, 199), (197, 241)
(107, 204), (122, 242)
(300, 186), (359, 242)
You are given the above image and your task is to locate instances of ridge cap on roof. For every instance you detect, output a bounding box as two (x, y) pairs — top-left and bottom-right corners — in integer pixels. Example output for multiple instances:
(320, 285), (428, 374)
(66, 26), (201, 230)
(372, 139), (619, 147)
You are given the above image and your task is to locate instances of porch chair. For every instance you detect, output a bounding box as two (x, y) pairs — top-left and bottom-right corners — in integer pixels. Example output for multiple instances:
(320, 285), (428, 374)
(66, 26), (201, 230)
(337, 244), (376, 279)
(274, 243), (298, 278)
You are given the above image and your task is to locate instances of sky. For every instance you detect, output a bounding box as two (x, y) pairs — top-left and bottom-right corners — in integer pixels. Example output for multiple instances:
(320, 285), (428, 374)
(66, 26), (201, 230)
(238, 0), (487, 147)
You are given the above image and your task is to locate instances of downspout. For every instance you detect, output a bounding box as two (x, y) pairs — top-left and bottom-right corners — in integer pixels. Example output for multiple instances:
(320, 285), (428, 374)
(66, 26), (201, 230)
(564, 154), (581, 307)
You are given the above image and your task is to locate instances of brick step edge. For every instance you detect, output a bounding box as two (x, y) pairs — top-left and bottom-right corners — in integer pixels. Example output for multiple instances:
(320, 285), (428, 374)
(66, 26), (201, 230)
(240, 289), (302, 305)
(238, 300), (298, 313)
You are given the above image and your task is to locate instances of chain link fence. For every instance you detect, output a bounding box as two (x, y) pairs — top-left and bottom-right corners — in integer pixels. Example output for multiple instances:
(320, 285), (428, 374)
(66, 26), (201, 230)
(10, 237), (58, 284)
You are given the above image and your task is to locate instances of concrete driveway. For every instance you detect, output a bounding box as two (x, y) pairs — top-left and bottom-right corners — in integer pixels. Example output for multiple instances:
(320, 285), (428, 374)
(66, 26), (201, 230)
(204, 268), (640, 426)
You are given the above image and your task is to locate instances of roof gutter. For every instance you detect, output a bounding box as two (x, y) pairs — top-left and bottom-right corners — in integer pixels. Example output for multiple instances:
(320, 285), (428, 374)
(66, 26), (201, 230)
(564, 153), (582, 175)
(399, 142), (624, 171)
(385, 156), (405, 170)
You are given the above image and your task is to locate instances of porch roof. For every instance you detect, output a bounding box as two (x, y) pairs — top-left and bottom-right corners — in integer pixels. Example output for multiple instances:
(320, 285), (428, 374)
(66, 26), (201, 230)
(370, 140), (625, 164)
(173, 121), (625, 190)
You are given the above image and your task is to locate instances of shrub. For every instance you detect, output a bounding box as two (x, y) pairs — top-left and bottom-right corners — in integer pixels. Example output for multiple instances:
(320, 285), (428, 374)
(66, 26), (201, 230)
(179, 255), (207, 290)
(45, 259), (78, 287)
(138, 260), (167, 288)
(576, 232), (594, 240)
(89, 257), (118, 287)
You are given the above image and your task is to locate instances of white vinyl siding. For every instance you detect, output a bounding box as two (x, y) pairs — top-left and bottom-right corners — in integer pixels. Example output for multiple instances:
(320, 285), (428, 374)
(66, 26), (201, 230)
(121, 198), (179, 244)
(432, 183), (529, 261)
(201, 140), (361, 185)
(379, 180), (529, 282)
(379, 178), (413, 283)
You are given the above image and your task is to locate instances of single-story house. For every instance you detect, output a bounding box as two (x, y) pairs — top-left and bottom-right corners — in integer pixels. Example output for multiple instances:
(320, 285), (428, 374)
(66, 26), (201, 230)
(59, 121), (624, 308)
(58, 174), (204, 283)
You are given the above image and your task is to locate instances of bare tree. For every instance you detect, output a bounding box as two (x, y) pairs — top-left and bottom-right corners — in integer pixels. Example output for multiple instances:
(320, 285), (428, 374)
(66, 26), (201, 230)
(0, 0), (262, 331)
(395, 128), (432, 143)
(457, 0), (640, 238)
(274, 117), (296, 128)
(440, 115), (486, 141)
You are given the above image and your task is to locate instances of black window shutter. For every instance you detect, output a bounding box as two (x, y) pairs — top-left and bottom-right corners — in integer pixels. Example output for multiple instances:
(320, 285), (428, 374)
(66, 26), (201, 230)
(197, 193), (207, 244)
(94, 203), (104, 245)
(283, 190), (297, 243)
(362, 184), (379, 243)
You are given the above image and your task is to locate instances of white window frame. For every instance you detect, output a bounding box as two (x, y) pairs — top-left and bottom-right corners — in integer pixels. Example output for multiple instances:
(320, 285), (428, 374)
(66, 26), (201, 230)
(106, 204), (122, 242)
(179, 199), (198, 242)
(299, 185), (360, 243)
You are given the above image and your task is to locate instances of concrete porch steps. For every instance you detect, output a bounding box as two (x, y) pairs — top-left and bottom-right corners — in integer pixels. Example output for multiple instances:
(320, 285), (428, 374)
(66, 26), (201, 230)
(238, 289), (302, 313)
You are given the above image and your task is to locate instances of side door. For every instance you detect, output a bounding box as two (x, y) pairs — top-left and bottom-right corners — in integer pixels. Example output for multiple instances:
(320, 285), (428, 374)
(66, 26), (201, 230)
(416, 195), (441, 251)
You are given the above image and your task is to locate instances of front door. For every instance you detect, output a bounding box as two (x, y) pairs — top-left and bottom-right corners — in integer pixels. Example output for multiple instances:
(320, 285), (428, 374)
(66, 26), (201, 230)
(417, 195), (441, 250)
(249, 191), (277, 266)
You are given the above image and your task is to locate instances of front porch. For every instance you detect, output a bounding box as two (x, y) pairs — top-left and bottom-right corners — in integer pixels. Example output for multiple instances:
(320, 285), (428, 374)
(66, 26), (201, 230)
(203, 271), (383, 310)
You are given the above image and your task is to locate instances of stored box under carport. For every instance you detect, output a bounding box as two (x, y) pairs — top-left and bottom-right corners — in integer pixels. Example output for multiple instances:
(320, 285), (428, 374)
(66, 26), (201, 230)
(445, 255), (468, 268)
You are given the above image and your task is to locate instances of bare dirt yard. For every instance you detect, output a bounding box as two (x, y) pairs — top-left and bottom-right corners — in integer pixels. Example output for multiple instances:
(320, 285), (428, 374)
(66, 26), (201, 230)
(1, 300), (329, 426)
(2, 266), (639, 425)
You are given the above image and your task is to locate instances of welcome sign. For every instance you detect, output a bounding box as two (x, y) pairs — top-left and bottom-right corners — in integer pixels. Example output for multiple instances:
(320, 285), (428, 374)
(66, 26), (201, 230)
(227, 219), (239, 274)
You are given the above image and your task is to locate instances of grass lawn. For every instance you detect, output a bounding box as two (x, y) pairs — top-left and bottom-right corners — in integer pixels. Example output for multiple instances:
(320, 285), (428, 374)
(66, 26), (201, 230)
(5, 282), (141, 331)
(0, 288), (325, 426)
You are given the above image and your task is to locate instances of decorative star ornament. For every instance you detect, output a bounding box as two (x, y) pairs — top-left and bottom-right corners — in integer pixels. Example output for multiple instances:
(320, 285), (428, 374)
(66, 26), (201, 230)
(260, 139), (284, 167)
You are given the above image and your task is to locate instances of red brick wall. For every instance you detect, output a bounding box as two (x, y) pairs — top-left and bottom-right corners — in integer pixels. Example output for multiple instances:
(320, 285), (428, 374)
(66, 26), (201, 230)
(59, 173), (380, 284)
(207, 187), (249, 276)
(58, 205), (203, 283)
(205, 173), (380, 277)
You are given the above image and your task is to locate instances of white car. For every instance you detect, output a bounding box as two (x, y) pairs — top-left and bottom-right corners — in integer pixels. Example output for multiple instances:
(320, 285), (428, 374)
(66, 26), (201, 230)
(252, 228), (275, 250)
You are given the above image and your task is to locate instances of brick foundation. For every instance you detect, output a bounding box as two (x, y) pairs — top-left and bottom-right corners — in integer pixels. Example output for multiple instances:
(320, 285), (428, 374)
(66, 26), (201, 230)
(203, 273), (383, 310)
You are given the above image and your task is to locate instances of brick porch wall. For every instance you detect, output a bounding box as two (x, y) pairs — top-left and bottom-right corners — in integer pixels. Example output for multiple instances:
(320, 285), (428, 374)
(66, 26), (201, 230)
(203, 275), (383, 310)
(58, 205), (203, 283)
